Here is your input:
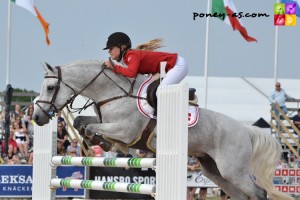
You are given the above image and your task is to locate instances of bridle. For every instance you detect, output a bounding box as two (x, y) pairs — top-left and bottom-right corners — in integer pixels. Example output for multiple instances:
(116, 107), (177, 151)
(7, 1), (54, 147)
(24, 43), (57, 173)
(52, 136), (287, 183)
(35, 64), (148, 122)
(35, 65), (106, 120)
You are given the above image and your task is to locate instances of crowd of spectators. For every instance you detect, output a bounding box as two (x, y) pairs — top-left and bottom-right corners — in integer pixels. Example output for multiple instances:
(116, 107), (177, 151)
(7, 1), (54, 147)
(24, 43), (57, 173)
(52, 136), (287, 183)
(0, 104), (34, 165)
(0, 104), (154, 166)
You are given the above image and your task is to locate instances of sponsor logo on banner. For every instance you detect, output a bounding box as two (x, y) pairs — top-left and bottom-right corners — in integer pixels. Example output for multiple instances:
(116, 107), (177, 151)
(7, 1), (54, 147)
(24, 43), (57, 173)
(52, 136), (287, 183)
(187, 170), (218, 188)
(0, 165), (32, 197)
(55, 166), (85, 197)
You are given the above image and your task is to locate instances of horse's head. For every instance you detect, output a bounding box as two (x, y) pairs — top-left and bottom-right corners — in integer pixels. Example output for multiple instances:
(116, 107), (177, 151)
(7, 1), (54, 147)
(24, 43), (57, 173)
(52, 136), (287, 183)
(33, 63), (74, 126)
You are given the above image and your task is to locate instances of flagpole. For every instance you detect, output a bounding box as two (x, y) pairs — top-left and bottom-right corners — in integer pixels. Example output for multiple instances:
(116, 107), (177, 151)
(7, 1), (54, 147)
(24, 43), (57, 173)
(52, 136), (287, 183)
(274, 27), (278, 84)
(204, 0), (211, 109)
(6, 0), (12, 85)
(274, 0), (280, 84)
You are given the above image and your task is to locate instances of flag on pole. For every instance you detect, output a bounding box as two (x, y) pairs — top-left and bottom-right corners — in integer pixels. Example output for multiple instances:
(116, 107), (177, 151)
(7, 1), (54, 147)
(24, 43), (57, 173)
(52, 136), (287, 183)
(212, 0), (257, 42)
(11, 0), (50, 45)
(280, 0), (300, 17)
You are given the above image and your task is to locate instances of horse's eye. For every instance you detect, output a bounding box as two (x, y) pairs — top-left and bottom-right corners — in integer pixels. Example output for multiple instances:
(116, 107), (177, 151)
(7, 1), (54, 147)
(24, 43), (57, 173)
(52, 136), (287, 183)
(47, 86), (55, 91)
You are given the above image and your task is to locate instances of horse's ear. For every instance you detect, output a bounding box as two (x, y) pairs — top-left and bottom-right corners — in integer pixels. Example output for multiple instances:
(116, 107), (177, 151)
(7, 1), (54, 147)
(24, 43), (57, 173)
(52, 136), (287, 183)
(44, 62), (54, 72)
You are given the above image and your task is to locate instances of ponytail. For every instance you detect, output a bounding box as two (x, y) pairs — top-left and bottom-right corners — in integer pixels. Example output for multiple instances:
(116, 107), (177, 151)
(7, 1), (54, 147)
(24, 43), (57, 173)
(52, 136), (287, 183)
(135, 38), (164, 51)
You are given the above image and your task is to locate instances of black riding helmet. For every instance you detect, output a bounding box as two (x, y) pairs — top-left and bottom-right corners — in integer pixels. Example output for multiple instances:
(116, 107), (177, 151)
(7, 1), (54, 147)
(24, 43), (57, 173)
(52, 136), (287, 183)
(103, 32), (132, 50)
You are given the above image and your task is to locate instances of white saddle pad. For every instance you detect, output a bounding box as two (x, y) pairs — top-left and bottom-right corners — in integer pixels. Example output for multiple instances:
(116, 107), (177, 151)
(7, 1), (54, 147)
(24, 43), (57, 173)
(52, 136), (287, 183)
(136, 74), (199, 127)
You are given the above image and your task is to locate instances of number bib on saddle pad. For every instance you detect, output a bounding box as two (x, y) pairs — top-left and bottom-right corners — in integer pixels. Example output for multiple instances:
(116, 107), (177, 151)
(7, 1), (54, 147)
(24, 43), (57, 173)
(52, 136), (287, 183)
(136, 74), (199, 127)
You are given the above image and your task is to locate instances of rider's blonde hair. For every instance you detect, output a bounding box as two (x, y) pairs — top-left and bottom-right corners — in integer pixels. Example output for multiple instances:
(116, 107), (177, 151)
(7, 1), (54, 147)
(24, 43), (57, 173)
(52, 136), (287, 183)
(135, 38), (164, 51)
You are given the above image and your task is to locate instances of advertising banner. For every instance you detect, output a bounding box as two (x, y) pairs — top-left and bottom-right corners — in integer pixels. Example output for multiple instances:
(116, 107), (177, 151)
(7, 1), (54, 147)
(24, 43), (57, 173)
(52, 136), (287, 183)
(89, 167), (156, 199)
(0, 165), (32, 197)
(0, 165), (85, 198)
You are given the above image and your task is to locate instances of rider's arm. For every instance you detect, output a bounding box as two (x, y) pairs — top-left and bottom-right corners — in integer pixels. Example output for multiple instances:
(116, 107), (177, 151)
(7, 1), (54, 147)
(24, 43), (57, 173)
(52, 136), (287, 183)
(114, 53), (140, 78)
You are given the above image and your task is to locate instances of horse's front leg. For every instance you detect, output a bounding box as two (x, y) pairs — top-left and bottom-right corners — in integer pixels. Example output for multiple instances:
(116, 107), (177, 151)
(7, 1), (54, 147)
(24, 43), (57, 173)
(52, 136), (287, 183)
(73, 116), (112, 152)
(86, 122), (131, 143)
(85, 123), (131, 153)
(73, 116), (99, 130)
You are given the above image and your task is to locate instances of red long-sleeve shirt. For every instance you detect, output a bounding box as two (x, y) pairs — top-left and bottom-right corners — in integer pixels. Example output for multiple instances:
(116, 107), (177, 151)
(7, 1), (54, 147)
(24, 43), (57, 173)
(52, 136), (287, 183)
(114, 50), (177, 78)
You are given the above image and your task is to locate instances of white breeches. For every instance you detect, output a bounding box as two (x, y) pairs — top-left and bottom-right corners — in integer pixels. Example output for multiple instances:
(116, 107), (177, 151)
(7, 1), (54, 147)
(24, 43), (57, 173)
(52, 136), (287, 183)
(160, 56), (188, 86)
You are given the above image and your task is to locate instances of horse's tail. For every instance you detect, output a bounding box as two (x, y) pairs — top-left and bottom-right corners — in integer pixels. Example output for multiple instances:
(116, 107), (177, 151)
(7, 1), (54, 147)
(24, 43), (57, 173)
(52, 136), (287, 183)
(135, 38), (164, 51)
(247, 126), (294, 200)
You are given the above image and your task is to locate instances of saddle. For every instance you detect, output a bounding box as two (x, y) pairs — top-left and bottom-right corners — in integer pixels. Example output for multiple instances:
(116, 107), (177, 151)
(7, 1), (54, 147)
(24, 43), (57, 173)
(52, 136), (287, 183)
(146, 79), (198, 111)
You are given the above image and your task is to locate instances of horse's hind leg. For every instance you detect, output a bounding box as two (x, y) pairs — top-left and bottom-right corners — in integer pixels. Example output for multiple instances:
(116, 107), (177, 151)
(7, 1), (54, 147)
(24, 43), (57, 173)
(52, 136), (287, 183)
(224, 173), (267, 200)
(216, 156), (267, 200)
(198, 156), (250, 200)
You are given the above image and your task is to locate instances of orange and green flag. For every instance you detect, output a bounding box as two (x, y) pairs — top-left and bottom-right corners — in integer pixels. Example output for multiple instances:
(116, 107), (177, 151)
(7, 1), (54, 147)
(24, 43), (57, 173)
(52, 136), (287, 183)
(11, 0), (50, 45)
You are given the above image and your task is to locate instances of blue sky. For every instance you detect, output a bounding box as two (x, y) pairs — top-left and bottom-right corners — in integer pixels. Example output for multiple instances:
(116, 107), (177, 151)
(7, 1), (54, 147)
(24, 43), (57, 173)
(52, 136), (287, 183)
(0, 0), (299, 92)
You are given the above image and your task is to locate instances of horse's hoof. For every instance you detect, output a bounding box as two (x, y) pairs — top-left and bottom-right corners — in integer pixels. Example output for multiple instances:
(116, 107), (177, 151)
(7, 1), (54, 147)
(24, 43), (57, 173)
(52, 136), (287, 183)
(79, 128), (85, 136)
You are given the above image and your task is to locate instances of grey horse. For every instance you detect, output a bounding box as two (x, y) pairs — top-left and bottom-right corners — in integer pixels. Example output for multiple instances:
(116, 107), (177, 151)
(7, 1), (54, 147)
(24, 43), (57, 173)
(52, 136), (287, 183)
(32, 60), (293, 200)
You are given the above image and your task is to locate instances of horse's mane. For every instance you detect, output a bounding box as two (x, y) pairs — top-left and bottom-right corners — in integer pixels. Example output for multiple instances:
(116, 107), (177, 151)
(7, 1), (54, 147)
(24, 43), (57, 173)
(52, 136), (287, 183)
(63, 59), (104, 68)
(134, 38), (164, 51)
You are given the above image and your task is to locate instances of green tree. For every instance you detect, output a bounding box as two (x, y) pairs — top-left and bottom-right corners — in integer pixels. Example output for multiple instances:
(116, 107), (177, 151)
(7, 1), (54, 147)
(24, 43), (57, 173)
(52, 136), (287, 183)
(2, 88), (38, 110)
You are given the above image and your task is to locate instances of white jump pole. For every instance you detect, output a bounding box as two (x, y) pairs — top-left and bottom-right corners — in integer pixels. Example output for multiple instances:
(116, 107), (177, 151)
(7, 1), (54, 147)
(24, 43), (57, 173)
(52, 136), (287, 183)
(156, 83), (188, 200)
(50, 178), (155, 195)
(32, 118), (57, 200)
(52, 156), (156, 168)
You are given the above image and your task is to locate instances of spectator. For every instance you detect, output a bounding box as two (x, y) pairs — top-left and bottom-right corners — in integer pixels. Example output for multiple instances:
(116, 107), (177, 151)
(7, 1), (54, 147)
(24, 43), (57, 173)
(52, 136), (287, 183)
(199, 187), (208, 200)
(28, 151), (34, 165)
(269, 82), (295, 116)
(11, 104), (22, 122)
(12, 121), (29, 158)
(57, 111), (66, 127)
(87, 147), (96, 157)
(0, 110), (5, 125)
(4, 144), (21, 164)
(57, 122), (70, 149)
(8, 133), (18, 154)
(67, 139), (82, 157)
(11, 116), (27, 134)
(137, 149), (148, 158)
(92, 145), (102, 157)
(57, 140), (65, 156)
(292, 109), (300, 132)
(24, 104), (34, 137)
(187, 156), (200, 200)
(136, 149), (154, 158)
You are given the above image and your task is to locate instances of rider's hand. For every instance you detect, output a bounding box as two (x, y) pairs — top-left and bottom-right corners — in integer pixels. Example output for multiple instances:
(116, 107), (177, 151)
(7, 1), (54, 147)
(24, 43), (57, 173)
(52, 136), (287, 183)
(104, 60), (113, 70)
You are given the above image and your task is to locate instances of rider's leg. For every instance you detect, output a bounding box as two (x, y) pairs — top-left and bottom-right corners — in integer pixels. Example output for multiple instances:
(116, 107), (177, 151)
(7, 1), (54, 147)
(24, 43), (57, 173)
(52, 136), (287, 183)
(160, 56), (188, 86)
